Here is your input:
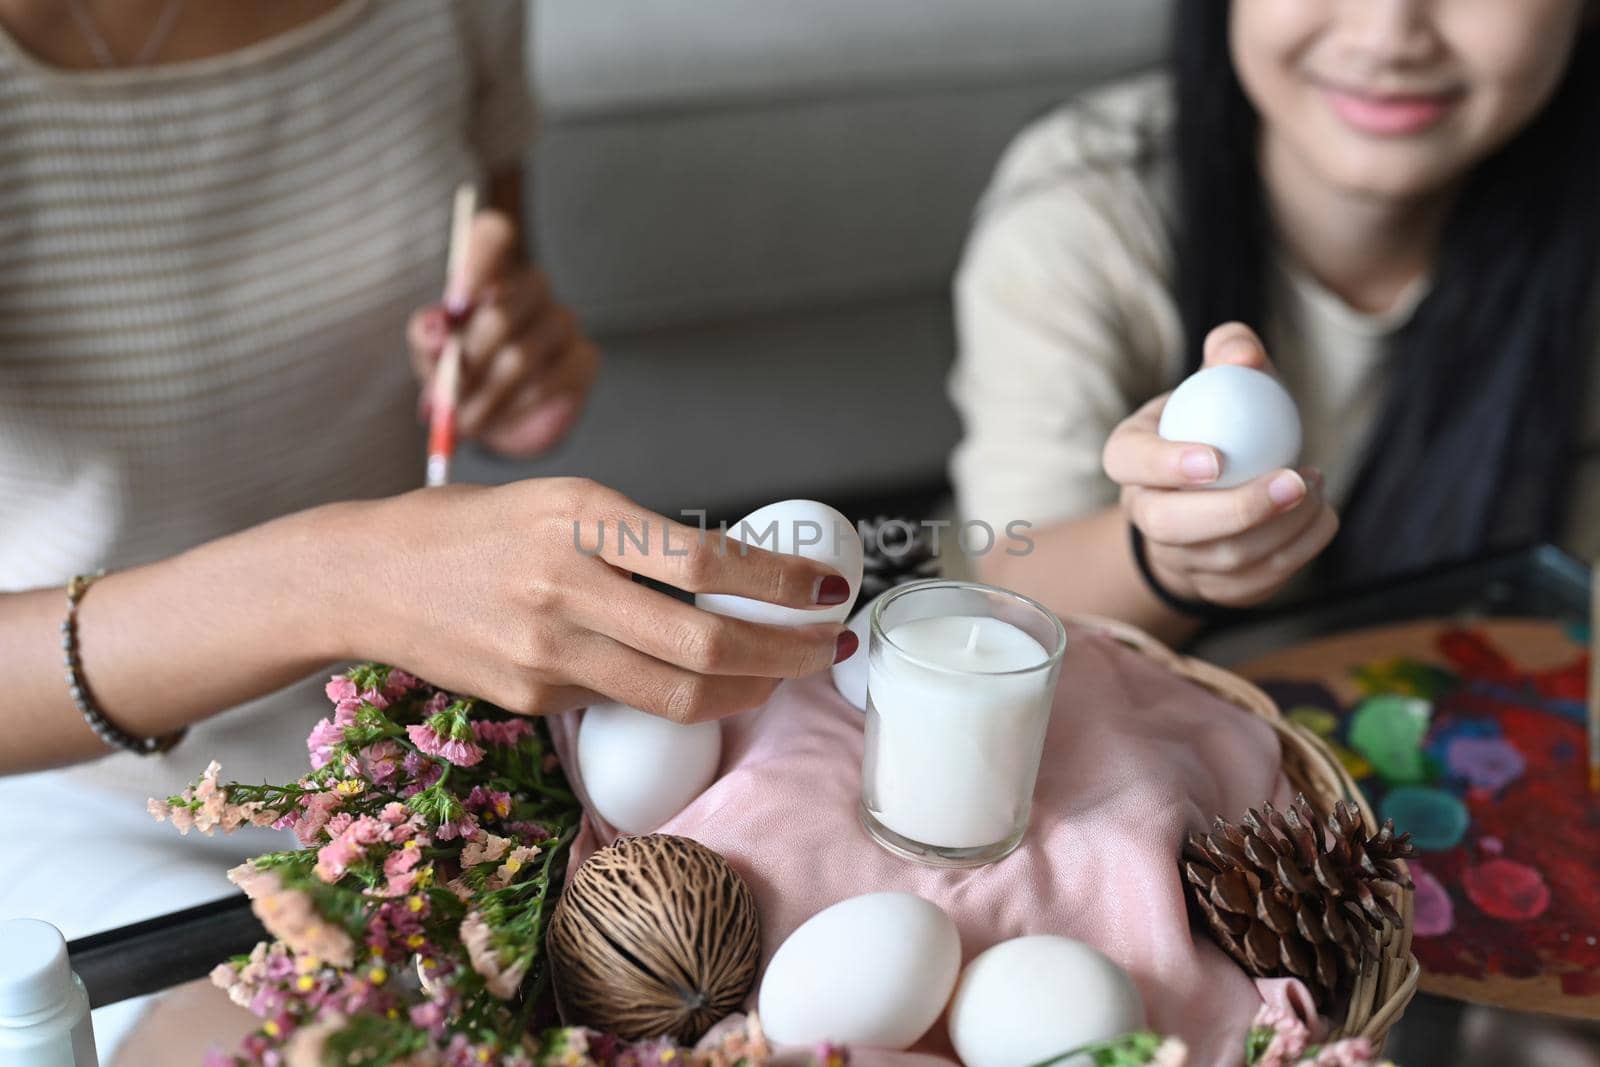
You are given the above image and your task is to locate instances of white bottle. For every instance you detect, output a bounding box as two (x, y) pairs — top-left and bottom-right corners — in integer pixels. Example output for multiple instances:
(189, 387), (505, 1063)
(0, 920), (98, 1067)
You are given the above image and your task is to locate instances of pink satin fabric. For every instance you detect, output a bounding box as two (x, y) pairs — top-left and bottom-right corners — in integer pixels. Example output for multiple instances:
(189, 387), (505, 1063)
(551, 627), (1311, 1067)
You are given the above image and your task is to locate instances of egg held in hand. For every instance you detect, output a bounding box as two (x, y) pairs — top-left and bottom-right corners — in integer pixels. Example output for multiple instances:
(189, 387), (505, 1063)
(829, 599), (877, 712)
(947, 935), (1146, 1067)
(758, 891), (961, 1049)
(1157, 365), (1302, 489)
(696, 500), (864, 626)
(576, 702), (721, 834)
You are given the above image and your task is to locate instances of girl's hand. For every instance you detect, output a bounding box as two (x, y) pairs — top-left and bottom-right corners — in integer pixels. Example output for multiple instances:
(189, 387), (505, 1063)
(1102, 323), (1339, 608)
(339, 478), (855, 723)
(408, 211), (600, 457)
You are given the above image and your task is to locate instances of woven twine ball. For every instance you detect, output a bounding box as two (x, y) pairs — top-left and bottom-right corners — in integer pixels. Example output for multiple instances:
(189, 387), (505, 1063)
(547, 834), (761, 1042)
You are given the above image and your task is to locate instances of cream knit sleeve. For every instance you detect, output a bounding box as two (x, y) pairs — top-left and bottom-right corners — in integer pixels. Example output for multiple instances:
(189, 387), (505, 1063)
(948, 109), (1182, 537)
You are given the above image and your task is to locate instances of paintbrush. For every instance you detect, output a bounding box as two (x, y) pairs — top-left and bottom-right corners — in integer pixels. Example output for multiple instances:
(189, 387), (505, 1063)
(425, 182), (478, 488)
(1590, 558), (1600, 791)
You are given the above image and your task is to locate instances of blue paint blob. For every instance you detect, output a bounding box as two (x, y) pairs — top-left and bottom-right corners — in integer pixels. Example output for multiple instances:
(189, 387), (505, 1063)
(1381, 785), (1470, 852)
(1425, 717), (1500, 773)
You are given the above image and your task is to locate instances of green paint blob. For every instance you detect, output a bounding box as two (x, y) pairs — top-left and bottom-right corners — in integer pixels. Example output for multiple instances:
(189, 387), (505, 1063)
(1381, 785), (1470, 852)
(1287, 706), (1340, 738)
(1349, 695), (1432, 784)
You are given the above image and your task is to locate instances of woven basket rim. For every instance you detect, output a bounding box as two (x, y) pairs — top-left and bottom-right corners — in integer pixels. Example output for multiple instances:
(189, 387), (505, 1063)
(1063, 613), (1421, 1046)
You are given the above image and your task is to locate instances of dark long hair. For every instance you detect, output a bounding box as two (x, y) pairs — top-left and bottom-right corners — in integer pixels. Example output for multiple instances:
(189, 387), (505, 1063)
(1173, 3), (1600, 583)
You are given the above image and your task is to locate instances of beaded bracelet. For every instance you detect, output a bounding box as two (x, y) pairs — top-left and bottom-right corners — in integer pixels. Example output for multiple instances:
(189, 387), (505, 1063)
(62, 572), (186, 755)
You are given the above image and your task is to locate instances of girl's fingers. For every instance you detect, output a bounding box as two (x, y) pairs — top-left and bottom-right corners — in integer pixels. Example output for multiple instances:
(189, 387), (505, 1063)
(1201, 322), (1277, 373)
(565, 632), (785, 724)
(1124, 467), (1309, 545)
(1104, 413), (1223, 489)
(1191, 504), (1340, 606)
(572, 571), (846, 681)
(1173, 471), (1328, 573)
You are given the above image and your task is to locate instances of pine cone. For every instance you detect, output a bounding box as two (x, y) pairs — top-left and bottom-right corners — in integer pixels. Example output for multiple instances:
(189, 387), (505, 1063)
(1181, 793), (1413, 1016)
(857, 516), (941, 602)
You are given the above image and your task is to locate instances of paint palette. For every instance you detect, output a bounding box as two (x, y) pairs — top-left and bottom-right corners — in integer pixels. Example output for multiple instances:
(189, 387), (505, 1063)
(1241, 618), (1600, 1020)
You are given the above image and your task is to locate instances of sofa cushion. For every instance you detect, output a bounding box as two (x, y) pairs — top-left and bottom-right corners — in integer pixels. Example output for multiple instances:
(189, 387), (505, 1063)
(535, 0), (1169, 118)
(530, 0), (1169, 334)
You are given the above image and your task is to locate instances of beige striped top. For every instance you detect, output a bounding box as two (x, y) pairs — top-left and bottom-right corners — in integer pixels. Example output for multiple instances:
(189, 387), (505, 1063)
(0, 0), (535, 795)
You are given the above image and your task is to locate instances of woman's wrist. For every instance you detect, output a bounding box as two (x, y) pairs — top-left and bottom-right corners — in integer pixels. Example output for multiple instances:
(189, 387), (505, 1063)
(286, 497), (392, 664)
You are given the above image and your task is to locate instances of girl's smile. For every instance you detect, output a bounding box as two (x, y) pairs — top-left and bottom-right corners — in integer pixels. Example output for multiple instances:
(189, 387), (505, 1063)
(1313, 81), (1464, 138)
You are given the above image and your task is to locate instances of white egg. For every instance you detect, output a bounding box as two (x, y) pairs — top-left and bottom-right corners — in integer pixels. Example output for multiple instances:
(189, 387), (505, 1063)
(947, 935), (1145, 1067)
(696, 500), (864, 627)
(1157, 365), (1302, 489)
(830, 585), (991, 712)
(759, 892), (961, 1049)
(829, 600), (878, 711)
(576, 702), (721, 834)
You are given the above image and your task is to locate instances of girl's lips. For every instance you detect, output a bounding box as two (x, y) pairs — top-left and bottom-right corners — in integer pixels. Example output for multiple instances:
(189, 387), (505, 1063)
(1320, 85), (1461, 136)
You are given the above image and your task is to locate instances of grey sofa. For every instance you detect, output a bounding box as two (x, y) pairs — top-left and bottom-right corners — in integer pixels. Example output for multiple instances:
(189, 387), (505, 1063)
(461, 0), (1169, 518)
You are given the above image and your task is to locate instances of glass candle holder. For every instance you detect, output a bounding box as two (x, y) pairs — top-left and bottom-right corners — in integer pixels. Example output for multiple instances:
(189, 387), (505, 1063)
(860, 580), (1067, 868)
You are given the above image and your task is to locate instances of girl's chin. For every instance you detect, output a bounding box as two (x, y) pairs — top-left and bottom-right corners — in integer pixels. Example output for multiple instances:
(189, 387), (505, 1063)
(1297, 131), (1470, 202)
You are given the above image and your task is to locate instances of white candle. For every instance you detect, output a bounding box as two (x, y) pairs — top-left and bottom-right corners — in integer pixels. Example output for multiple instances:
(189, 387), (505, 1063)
(863, 615), (1055, 851)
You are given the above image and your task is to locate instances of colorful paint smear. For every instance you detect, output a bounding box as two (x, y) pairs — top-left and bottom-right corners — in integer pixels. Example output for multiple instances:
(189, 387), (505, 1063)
(1260, 627), (1600, 993)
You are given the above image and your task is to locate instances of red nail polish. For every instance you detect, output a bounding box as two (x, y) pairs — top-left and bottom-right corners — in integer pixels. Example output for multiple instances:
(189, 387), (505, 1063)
(816, 575), (851, 606)
(833, 630), (860, 664)
(444, 298), (475, 330)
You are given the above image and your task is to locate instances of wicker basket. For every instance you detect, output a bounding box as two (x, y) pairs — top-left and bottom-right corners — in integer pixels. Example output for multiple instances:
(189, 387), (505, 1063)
(1067, 614), (1421, 1048)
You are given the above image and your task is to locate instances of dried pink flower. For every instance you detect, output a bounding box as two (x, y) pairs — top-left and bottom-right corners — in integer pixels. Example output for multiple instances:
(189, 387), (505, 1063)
(355, 739), (405, 784)
(460, 912), (528, 999)
(407, 722), (484, 768)
(465, 786), (513, 822)
(228, 863), (356, 967)
(1151, 1036), (1189, 1067)
(491, 845), (541, 890)
(315, 815), (385, 883)
(434, 814), (479, 842)
(1308, 1038), (1380, 1067)
(294, 791), (344, 846)
(384, 669), (420, 696)
(460, 834), (511, 868)
(471, 720), (535, 747)
(306, 718), (345, 771)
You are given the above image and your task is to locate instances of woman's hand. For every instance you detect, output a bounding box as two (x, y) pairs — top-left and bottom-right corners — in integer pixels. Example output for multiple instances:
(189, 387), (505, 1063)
(337, 478), (855, 723)
(408, 210), (600, 457)
(1102, 323), (1339, 608)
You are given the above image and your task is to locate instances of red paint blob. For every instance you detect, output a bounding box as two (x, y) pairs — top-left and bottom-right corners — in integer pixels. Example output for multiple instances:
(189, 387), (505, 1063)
(1561, 971), (1600, 996)
(1463, 858), (1552, 921)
